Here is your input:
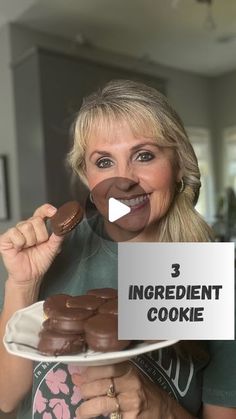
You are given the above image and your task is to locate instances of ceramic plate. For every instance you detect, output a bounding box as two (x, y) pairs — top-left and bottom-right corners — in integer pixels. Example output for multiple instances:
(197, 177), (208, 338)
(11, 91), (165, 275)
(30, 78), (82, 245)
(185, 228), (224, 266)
(3, 302), (179, 366)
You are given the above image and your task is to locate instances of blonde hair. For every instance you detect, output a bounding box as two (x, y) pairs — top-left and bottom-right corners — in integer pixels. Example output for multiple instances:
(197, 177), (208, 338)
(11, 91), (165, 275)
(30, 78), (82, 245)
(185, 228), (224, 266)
(67, 79), (213, 242)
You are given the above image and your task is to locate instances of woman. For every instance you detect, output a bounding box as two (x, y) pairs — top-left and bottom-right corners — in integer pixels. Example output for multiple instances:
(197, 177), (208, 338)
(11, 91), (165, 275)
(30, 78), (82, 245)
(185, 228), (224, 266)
(0, 80), (235, 419)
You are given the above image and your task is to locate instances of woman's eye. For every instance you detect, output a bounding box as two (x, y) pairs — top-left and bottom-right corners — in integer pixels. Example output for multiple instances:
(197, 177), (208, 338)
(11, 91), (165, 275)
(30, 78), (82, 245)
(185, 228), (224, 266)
(136, 152), (154, 162)
(96, 158), (113, 169)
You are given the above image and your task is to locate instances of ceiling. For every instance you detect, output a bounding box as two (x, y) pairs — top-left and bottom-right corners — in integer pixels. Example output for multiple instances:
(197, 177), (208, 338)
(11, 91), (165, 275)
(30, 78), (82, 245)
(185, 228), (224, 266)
(1, 0), (236, 76)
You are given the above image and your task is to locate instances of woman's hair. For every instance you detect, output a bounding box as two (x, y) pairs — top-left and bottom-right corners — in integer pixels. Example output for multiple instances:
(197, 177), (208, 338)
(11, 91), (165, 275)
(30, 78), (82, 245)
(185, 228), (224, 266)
(67, 79), (213, 242)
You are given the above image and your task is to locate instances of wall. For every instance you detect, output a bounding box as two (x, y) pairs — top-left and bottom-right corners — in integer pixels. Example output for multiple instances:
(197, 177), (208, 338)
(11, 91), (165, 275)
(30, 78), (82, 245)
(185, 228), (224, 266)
(0, 24), (83, 294)
(0, 21), (214, 298)
(0, 23), (20, 419)
(0, 21), (228, 419)
(210, 70), (236, 193)
(0, 25), (21, 232)
(8, 23), (213, 192)
(9, 23), (211, 128)
(0, 25), (20, 303)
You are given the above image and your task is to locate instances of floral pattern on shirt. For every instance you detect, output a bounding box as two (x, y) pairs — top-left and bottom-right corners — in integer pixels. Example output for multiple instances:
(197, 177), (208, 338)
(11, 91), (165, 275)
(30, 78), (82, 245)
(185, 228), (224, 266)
(33, 363), (82, 419)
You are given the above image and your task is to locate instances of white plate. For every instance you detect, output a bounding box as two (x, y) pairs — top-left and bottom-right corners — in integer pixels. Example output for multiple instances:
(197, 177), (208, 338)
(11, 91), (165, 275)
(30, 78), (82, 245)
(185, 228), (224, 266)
(3, 301), (179, 366)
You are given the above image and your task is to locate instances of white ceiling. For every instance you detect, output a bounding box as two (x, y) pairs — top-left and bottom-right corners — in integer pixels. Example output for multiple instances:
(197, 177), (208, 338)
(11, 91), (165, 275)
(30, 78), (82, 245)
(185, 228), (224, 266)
(1, 0), (236, 76)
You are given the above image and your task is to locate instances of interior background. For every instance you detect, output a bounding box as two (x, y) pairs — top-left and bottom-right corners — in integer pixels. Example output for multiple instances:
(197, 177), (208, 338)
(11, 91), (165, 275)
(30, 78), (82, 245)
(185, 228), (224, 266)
(1, 1), (236, 416)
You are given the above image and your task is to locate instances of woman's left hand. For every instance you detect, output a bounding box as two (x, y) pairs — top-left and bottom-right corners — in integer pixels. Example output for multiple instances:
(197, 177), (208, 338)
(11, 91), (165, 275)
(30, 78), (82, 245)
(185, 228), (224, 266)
(72, 361), (171, 419)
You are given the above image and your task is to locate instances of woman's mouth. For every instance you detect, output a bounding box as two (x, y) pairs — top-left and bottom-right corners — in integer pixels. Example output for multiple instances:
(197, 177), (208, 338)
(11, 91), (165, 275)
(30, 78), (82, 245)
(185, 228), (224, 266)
(117, 193), (150, 210)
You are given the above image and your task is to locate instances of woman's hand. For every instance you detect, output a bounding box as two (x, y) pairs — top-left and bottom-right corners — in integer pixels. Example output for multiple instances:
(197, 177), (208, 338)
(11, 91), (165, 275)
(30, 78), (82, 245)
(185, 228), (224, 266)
(72, 361), (172, 419)
(0, 204), (63, 286)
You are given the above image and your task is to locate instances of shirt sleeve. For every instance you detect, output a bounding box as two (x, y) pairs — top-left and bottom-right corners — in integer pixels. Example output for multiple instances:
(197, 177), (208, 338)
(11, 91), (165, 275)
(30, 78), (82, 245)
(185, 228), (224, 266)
(202, 340), (236, 407)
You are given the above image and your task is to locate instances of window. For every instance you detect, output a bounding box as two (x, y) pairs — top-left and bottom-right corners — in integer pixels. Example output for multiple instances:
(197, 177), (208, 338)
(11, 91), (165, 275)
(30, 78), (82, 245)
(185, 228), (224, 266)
(186, 128), (215, 224)
(223, 126), (236, 192)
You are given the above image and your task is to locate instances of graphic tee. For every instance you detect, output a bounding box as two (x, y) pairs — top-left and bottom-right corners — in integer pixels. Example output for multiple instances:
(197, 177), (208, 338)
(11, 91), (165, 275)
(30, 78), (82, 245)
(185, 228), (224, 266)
(33, 362), (83, 419)
(1, 215), (233, 418)
(31, 348), (207, 419)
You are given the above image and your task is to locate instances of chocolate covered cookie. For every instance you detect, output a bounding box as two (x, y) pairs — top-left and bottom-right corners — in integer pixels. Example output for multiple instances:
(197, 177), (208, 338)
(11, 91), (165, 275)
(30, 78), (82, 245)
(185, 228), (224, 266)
(38, 329), (86, 356)
(87, 288), (118, 300)
(50, 201), (83, 236)
(38, 288), (133, 356)
(84, 313), (131, 352)
(43, 294), (69, 318)
(66, 294), (104, 311)
(42, 307), (94, 334)
(98, 299), (118, 315)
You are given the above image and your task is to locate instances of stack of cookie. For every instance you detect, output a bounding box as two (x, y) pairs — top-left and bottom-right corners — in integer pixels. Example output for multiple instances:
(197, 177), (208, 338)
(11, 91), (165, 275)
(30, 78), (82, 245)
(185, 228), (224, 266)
(38, 288), (131, 356)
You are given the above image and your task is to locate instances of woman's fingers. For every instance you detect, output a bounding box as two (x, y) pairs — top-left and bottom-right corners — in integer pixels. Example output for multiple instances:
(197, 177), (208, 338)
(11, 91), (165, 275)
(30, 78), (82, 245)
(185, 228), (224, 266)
(33, 203), (57, 219)
(0, 203), (65, 284)
(16, 204), (56, 245)
(0, 203), (57, 253)
(76, 394), (120, 418)
(28, 216), (49, 244)
(78, 377), (113, 400)
(15, 221), (38, 248)
(13, 216), (48, 249)
(73, 363), (148, 418)
(74, 371), (141, 400)
(76, 391), (145, 419)
(73, 362), (130, 384)
(33, 203), (64, 252)
(0, 227), (27, 252)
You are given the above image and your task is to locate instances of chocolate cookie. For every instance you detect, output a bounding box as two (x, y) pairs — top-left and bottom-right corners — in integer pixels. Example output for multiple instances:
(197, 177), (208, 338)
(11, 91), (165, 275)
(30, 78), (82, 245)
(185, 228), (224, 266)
(84, 313), (131, 352)
(66, 295), (104, 311)
(42, 307), (94, 334)
(87, 288), (118, 300)
(38, 329), (86, 356)
(43, 294), (69, 318)
(98, 299), (118, 315)
(50, 201), (83, 236)
(38, 289), (132, 356)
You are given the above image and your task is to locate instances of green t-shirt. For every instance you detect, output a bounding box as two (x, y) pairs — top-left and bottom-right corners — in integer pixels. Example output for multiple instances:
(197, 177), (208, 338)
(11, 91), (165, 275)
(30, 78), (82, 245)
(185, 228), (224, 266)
(18, 216), (118, 419)
(202, 341), (236, 407)
(1, 216), (234, 418)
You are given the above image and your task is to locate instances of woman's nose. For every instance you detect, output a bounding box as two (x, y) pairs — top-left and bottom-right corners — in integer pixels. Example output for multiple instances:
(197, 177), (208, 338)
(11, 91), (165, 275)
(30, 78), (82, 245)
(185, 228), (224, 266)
(115, 177), (138, 191)
(116, 164), (139, 185)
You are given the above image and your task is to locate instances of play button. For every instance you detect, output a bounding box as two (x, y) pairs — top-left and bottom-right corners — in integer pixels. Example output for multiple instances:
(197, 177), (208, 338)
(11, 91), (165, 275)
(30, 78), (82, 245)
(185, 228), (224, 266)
(84, 177), (150, 241)
(108, 197), (131, 222)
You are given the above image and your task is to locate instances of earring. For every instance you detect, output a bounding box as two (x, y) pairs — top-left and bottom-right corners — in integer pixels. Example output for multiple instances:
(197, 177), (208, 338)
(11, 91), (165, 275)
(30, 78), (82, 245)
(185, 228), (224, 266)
(89, 192), (94, 203)
(178, 178), (185, 193)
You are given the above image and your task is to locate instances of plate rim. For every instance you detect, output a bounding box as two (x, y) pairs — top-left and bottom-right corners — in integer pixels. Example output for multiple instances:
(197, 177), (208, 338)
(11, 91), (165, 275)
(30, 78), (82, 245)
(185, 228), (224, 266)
(4, 301), (179, 364)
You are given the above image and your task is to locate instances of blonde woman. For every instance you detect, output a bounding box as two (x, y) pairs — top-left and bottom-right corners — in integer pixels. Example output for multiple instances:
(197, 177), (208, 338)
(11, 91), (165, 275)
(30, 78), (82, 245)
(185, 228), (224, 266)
(0, 80), (235, 419)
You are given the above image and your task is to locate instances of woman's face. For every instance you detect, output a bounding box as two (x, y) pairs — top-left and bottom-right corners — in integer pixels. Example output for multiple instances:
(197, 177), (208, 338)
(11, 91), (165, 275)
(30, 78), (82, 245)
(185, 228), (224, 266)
(84, 119), (180, 240)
